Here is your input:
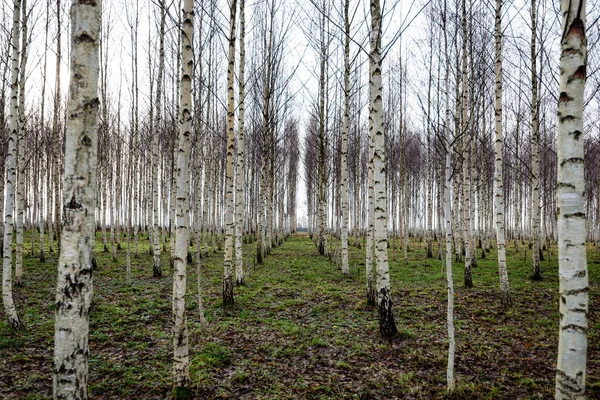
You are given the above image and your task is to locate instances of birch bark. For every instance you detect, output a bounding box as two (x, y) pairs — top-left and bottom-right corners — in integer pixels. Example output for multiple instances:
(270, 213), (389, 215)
(555, 0), (588, 397)
(15, 0), (28, 287)
(223, 0), (237, 305)
(340, 0), (350, 275)
(530, 0), (542, 281)
(172, 0), (194, 392)
(370, 0), (396, 338)
(2, 0), (24, 330)
(443, 0), (454, 389)
(52, 0), (100, 396)
(494, 0), (512, 307)
(235, 0), (246, 286)
(152, 0), (166, 278)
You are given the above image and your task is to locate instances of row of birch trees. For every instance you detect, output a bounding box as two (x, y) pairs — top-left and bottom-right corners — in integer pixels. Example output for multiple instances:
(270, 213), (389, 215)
(0, 0), (301, 395)
(303, 0), (593, 397)
(0, 0), (594, 397)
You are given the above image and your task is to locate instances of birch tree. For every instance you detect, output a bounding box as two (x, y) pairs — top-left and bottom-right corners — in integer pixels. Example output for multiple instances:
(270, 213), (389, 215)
(152, 0), (166, 278)
(14, 0), (28, 288)
(370, 0), (396, 338)
(52, 0), (62, 253)
(493, 0), (511, 307)
(443, 0), (454, 390)
(52, 0), (100, 396)
(223, 0), (237, 306)
(530, 0), (542, 281)
(340, 0), (351, 275)
(235, 0), (246, 286)
(461, 0), (472, 288)
(2, 0), (24, 330)
(555, 0), (588, 397)
(172, 0), (194, 393)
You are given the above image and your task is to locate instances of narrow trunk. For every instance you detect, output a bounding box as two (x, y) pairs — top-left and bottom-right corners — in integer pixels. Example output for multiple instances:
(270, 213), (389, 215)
(530, 0), (542, 281)
(172, 0), (194, 393)
(370, 0), (396, 338)
(443, 0), (455, 389)
(223, 0), (237, 306)
(461, 0), (472, 288)
(235, 0), (246, 286)
(340, 0), (350, 275)
(2, 0), (24, 330)
(152, 0), (166, 278)
(494, 0), (512, 307)
(15, 0), (28, 287)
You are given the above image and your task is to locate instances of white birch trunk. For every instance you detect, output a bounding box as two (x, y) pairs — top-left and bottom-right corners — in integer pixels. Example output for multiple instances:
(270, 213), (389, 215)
(494, 0), (512, 307)
(530, 0), (542, 281)
(461, 0), (472, 288)
(172, 0), (194, 392)
(2, 0), (24, 331)
(370, 0), (396, 338)
(52, 0), (100, 396)
(340, 0), (350, 275)
(15, 0), (28, 288)
(235, 0), (246, 286)
(443, 0), (455, 389)
(223, 0), (237, 306)
(555, 0), (588, 397)
(152, 0), (166, 278)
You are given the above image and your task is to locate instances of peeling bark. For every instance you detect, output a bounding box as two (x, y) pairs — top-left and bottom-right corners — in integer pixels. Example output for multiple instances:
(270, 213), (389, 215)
(172, 0), (194, 392)
(555, 1), (588, 398)
(2, 0), (24, 331)
(53, 0), (100, 396)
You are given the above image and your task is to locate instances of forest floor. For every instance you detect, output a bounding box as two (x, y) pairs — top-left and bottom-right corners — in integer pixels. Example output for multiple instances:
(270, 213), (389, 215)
(0, 232), (599, 399)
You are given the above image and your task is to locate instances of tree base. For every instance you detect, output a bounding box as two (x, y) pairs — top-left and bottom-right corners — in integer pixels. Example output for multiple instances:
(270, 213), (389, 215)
(367, 288), (376, 307)
(500, 290), (512, 308)
(464, 268), (473, 288)
(223, 278), (235, 306)
(378, 291), (398, 339)
(530, 271), (543, 281)
(173, 386), (193, 400)
(8, 315), (25, 331)
(153, 264), (162, 278)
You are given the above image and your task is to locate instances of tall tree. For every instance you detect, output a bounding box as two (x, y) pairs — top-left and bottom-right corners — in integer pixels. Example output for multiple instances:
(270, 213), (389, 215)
(52, 0), (62, 253)
(340, 0), (351, 275)
(370, 0), (396, 338)
(235, 0), (246, 286)
(52, 0), (100, 395)
(443, 0), (455, 390)
(3, 0), (23, 330)
(555, 0), (588, 397)
(493, 0), (511, 307)
(461, 0), (472, 288)
(14, 0), (28, 288)
(223, 0), (237, 306)
(530, 0), (542, 281)
(152, 0), (166, 278)
(172, 0), (194, 393)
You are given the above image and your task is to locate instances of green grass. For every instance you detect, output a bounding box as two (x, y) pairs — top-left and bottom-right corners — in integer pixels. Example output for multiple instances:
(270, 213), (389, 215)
(0, 231), (599, 399)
